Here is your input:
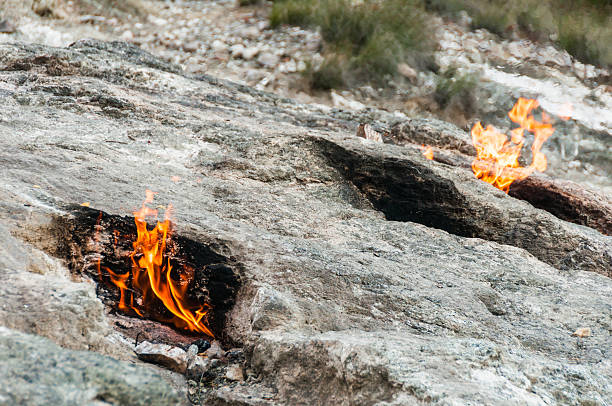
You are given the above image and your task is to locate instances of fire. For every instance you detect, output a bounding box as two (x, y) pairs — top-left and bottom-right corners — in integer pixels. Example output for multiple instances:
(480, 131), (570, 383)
(421, 145), (434, 160)
(98, 190), (213, 336)
(470, 97), (555, 192)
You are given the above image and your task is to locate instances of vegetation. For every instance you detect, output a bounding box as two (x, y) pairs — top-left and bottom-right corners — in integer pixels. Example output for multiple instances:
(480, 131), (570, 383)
(238, 0), (263, 6)
(270, 0), (435, 88)
(63, 0), (146, 17)
(263, 0), (610, 90)
(433, 66), (478, 110)
(426, 0), (612, 68)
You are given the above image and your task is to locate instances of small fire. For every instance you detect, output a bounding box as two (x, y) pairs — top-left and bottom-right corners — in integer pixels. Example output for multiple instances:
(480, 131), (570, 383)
(471, 97), (555, 192)
(421, 145), (434, 160)
(98, 190), (213, 336)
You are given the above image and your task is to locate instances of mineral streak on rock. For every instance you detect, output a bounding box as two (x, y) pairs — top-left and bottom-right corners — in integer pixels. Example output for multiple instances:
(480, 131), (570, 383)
(0, 40), (610, 405)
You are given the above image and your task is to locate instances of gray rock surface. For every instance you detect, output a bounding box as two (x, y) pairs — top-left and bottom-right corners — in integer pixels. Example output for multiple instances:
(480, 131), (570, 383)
(0, 224), (133, 359)
(318, 136), (612, 276)
(390, 117), (475, 155)
(0, 40), (610, 405)
(0, 326), (181, 406)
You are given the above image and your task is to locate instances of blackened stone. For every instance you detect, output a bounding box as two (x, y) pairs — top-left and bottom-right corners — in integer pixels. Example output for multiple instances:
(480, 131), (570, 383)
(192, 339), (211, 353)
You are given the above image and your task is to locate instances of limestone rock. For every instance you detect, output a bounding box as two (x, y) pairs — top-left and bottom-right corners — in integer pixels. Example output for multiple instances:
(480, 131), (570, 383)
(135, 341), (190, 373)
(397, 62), (417, 83)
(0, 326), (181, 406)
(242, 46), (260, 60)
(257, 51), (279, 68)
(0, 40), (610, 405)
(225, 364), (244, 381)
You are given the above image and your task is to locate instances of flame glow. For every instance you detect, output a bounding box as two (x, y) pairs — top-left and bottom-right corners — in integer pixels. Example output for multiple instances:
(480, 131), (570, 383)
(471, 97), (555, 192)
(421, 145), (434, 160)
(98, 191), (213, 336)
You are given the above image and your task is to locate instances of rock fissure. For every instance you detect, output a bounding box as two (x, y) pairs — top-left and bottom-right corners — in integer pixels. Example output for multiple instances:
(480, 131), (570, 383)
(317, 136), (612, 277)
(0, 39), (610, 405)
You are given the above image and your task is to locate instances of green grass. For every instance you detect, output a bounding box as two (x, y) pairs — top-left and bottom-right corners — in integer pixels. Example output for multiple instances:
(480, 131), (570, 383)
(426, 0), (612, 68)
(270, 0), (435, 87)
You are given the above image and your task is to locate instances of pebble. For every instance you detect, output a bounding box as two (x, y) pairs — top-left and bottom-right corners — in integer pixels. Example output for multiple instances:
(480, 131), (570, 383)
(230, 43), (245, 58)
(245, 69), (265, 83)
(211, 39), (227, 52)
(135, 341), (189, 374)
(120, 30), (133, 41)
(240, 26), (260, 39)
(284, 59), (297, 73)
(204, 341), (225, 360)
(183, 40), (200, 53)
(257, 52), (280, 68)
(186, 356), (211, 380)
(331, 91), (365, 111)
(572, 327), (591, 338)
(191, 339), (211, 353)
(187, 344), (199, 360)
(0, 20), (16, 34)
(148, 15), (167, 27)
(242, 46), (260, 60)
(225, 364), (244, 381)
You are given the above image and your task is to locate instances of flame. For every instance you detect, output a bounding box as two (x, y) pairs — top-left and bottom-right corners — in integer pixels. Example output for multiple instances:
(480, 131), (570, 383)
(421, 145), (434, 160)
(471, 97), (555, 192)
(98, 190), (213, 336)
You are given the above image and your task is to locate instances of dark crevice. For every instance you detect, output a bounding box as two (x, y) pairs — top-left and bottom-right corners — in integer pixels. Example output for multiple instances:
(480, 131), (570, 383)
(388, 121), (611, 236)
(508, 177), (612, 236)
(318, 138), (478, 238)
(316, 137), (611, 277)
(49, 205), (242, 346)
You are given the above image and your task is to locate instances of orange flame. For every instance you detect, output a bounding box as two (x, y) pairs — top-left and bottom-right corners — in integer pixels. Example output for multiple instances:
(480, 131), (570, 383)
(471, 97), (555, 192)
(98, 191), (213, 336)
(421, 145), (434, 160)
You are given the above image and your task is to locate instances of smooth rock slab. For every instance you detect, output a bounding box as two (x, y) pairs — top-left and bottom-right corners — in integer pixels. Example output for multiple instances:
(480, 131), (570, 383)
(0, 326), (181, 406)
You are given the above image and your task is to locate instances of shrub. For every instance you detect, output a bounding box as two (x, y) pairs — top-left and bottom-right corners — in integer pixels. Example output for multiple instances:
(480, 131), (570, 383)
(426, 0), (611, 68)
(304, 56), (346, 89)
(270, 0), (313, 28)
(271, 0), (435, 88)
(434, 66), (477, 109)
(238, 0), (262, 5)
